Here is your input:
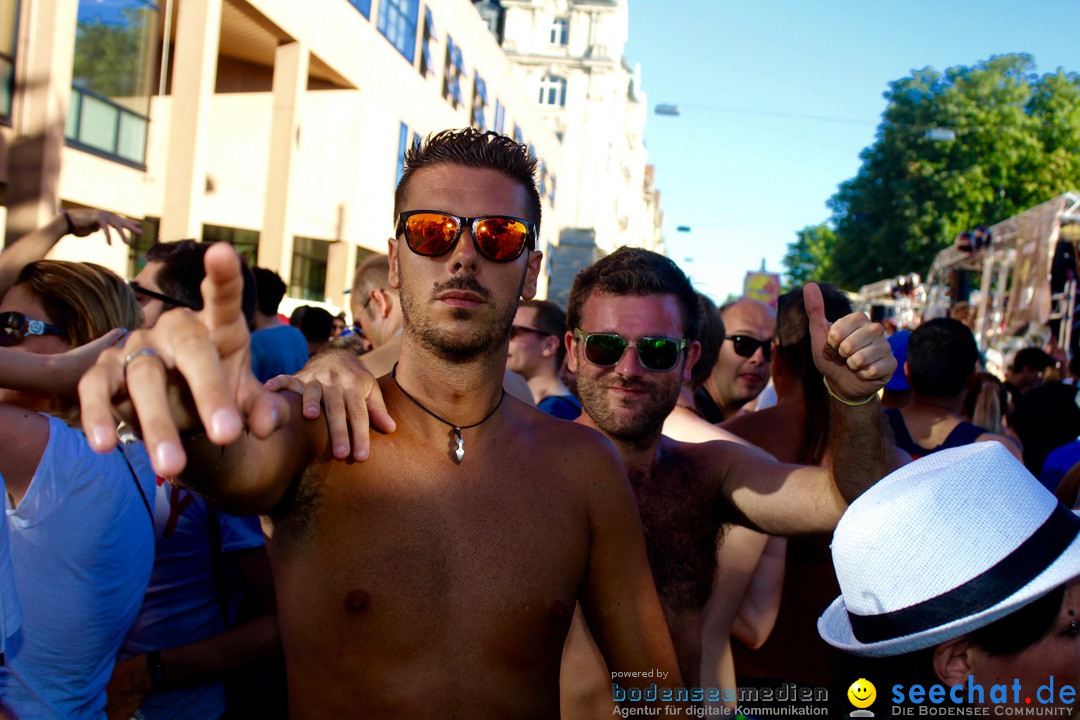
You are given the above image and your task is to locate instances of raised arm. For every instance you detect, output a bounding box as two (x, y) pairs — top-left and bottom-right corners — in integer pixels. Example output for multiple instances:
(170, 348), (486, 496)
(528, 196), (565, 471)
(0, 210), (140, 299)
(804, 281), (897, 502)
(0, 329), (128, 397)
(717, 283), (897, 533)
(79, 243), (302, 513)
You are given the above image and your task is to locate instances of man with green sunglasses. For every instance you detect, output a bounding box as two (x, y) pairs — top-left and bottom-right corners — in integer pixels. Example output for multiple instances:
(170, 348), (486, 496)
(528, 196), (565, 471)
(559, 247), (900, 718)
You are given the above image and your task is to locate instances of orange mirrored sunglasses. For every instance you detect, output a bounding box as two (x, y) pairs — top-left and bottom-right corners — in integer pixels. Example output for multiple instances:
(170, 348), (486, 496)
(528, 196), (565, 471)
(397, 210), (534, 263)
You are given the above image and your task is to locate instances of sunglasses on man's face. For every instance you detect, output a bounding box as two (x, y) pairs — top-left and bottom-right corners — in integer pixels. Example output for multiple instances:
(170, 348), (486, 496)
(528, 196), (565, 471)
(129, 281), (196, 310)
(727, 335), (772, 361)
(397, 210), (535, 263)
(574, 329), (688, 372)
(510, 324), (551, 340)
(0, 311), (63, 347)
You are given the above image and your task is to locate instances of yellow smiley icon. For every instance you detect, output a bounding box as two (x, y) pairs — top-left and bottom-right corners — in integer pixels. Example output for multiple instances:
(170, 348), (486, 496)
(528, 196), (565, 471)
(848, 678), (876, 708)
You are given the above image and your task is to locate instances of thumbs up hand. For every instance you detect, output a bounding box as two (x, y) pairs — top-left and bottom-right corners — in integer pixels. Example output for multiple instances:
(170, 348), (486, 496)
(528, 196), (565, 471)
(804, 282), (895, 405)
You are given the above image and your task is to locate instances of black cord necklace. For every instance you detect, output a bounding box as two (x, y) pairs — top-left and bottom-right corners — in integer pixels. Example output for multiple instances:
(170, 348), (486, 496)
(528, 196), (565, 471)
(390, 362), (506, 464)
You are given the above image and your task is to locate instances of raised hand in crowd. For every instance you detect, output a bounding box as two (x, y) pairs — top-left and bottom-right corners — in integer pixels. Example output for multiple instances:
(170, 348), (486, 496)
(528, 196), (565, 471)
(79, 242), (288, 477)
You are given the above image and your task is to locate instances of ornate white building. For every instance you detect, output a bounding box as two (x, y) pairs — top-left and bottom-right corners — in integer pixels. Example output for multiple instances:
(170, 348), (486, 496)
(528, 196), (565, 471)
(478, 0), (664, 305)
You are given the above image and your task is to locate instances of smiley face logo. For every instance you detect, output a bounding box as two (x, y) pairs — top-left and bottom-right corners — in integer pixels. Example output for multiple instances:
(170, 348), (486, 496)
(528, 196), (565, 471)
(847, 678), (876, 709)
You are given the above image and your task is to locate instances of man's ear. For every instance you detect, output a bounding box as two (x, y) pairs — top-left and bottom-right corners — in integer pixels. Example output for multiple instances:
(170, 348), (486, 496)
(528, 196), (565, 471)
(520, 249), (542, 300)
(566, 330), (579, 372)
(904, 360), (911, 382)
(372, 289), (394, 319)
(388, 237), (401, 290)
(933, 637), (976, 688)
(682, 340), (702, 384)
(541, 333), (560, 358)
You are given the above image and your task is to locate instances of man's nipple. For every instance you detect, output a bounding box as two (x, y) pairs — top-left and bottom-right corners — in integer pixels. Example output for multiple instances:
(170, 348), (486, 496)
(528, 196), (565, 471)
(345, 589), (370, 613)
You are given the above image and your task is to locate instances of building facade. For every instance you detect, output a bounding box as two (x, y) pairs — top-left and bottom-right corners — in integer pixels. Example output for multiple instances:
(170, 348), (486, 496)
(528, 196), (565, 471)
(482, 0), (663, 305)
(0, 0), (564, 309)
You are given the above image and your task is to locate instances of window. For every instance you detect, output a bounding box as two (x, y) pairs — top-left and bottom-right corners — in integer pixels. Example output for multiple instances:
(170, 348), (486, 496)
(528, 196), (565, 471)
(442, 35), (464, 109)
(290, 236), (331, 301)
(493, 99), (506, 135)
(538, 75), (566, 107)
(471, 72), (488, 131)
(0, 1), (18, 121)
(539, 160), (547, 198)
(549, 175), (556, 207)
(202, 225), (260, 268)
(347, 0), (371, 18)
(377, 0), (419, 64)
(549, 16), (568, 46)
(396, 121), (409, 183)
(513, 124), (523, 145)
(68, 0), (159, 166)
(419, 7), (436, 76)
(127, 215), (158, 278)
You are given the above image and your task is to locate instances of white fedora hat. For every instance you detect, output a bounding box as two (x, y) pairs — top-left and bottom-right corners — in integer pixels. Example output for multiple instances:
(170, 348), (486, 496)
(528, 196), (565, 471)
(818, 441), (1080, 657)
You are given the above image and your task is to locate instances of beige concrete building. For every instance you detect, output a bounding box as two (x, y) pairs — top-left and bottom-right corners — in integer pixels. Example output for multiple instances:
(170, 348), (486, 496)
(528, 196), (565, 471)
(481, 0), (663, 305)
(0, 0), (564, 309)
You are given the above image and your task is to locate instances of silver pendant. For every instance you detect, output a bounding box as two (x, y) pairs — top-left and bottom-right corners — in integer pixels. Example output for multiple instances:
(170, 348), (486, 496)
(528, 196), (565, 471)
(454, 432), (464, 464)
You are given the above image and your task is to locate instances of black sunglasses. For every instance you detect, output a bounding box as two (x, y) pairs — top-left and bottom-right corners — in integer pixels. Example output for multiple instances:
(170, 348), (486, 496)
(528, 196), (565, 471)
(574, 329), (688, 371)
(397, 210), (535, 263)
(0, 311), (63, 347)
(727, 335), (772, 361)
(129, 281), (196, 310)
(510, 324), (552, 339)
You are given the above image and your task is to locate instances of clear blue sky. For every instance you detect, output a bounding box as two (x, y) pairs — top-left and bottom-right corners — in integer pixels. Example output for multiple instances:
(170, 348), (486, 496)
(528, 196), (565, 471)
(625, 0), (1080, 302)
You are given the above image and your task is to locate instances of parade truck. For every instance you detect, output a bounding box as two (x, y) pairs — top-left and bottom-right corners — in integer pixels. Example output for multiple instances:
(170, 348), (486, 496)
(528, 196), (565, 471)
(920, 193), (1080, 376)
(856, 273), (924, 329)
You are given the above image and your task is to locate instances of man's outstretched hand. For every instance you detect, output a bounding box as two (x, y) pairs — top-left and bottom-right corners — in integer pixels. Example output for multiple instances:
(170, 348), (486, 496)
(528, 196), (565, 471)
(79, 243), (290, 476)
(804, 282), (895, 404)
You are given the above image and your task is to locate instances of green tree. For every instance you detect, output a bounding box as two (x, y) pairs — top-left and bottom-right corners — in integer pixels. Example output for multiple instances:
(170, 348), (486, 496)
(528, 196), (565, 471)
(786, 55), (1080, 290)
(71, 10), (150, 100)
(782, 222), (836, 290)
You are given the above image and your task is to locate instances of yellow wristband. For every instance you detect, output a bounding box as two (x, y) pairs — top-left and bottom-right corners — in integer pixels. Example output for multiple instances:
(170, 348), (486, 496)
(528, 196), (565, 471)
(823, 376), (878, 407)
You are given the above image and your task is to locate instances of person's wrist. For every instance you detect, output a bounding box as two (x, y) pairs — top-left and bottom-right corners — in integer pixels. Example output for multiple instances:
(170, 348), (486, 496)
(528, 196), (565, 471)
(822, 376), (878, 407)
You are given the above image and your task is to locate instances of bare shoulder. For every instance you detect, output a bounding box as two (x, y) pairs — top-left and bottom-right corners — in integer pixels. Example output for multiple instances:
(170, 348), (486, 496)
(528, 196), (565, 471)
(510, 396), (619, 463)
(678, 434), (778, 469)
(662, 406), (754, 447)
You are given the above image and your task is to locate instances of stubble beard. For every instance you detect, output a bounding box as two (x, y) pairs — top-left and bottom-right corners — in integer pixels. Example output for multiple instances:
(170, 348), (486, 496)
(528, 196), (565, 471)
(577, 370), (682, 446)
(399, 268), (523, 364)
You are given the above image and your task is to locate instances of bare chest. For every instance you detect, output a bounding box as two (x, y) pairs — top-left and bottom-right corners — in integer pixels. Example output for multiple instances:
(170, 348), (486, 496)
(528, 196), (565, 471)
(632, 466), (725, 615)
(266, 436), (588, 663)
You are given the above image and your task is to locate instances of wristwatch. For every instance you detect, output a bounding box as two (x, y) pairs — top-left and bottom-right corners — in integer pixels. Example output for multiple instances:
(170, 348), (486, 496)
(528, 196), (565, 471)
(146, 650), (167, 692)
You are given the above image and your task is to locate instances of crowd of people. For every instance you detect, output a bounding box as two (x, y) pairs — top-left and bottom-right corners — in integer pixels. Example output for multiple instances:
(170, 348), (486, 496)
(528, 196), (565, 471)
(0, 128), (1076, 719)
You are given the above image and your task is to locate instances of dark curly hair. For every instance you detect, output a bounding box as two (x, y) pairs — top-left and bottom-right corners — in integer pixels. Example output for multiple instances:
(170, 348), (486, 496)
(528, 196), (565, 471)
(567, 247), (700, 341)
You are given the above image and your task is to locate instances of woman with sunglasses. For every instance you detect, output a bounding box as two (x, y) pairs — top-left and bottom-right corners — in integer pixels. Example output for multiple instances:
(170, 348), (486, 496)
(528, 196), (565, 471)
(0, 260), (156, 719)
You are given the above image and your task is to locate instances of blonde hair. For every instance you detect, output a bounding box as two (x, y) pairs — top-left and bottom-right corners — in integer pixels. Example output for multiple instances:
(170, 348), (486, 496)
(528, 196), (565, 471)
(13, 261), (140, 425)
(16, 260), (140, 346)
